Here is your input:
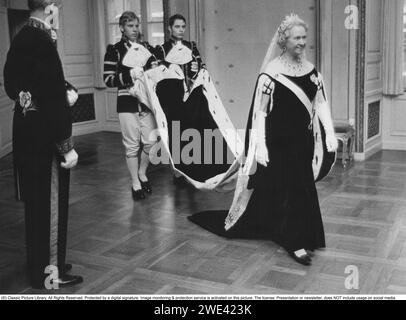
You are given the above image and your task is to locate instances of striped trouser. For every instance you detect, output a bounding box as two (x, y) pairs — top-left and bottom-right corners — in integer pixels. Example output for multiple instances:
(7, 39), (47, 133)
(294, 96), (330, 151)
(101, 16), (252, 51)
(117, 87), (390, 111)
(24, 156), (70, 288)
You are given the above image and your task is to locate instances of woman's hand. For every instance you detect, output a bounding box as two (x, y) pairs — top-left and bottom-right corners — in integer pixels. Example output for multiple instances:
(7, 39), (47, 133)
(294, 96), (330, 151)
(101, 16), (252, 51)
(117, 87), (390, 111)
(325, 132), (338, 152)
(255, 141), (269, 167)
(255, 109), (269, 167)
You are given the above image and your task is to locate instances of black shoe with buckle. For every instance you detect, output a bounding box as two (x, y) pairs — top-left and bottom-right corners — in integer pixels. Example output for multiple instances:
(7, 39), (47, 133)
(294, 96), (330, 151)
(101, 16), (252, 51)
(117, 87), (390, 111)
(140, 180), (152, 194)
(132, 187), (145, 200)
(53, 274), (83, 288)
(289, 250), (312, 266)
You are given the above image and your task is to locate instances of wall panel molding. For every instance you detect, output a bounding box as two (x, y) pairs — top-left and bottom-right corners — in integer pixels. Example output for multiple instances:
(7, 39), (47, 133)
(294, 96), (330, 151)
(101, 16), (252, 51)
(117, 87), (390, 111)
(58, 0), (94, 91)
(366, 100), (381, 140)
(355, 0), (366, 153)
(366, 61), (381, 81)
(365, 89), (383, 98)
(382, 96), (406, 151)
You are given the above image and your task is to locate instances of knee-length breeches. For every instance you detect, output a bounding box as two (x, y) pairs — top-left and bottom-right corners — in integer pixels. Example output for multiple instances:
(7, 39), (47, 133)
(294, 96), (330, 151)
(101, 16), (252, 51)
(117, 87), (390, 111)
(118, 111), (158, 158)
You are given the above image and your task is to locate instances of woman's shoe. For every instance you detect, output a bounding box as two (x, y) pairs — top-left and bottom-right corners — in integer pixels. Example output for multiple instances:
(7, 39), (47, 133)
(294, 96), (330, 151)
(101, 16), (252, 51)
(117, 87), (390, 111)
(289, 249), (312, 266)
(131, 187), (146, 200)
(140, 180), (152, 194)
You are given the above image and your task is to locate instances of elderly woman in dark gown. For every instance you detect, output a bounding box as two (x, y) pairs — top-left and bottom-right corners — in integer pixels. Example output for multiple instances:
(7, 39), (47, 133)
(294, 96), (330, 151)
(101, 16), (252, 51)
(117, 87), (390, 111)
(189, 14), (338, 266)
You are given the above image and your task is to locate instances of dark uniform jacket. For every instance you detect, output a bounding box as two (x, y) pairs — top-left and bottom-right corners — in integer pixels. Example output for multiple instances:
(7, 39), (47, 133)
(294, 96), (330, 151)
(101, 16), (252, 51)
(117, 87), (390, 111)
(155, 38), (206, 81)
(3, 18), (73, 200)
(103, 37), (158, 113)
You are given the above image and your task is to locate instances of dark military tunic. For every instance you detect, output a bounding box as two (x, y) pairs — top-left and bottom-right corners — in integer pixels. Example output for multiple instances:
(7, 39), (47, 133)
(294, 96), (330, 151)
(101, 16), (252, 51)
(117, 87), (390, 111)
(3, 18), (74, 288)
(103, 37), (158, 113)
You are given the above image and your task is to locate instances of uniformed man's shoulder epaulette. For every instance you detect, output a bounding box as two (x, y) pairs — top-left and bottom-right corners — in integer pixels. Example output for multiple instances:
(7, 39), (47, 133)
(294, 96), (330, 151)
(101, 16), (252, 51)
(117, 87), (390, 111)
(114, 38), (132, 50)
(106, 44), (115, 51)
(113, 40), (124, 49)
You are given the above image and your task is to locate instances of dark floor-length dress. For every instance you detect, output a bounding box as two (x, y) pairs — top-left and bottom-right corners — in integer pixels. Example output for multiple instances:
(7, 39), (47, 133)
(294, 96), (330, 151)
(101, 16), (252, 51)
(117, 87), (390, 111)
(189, 69), (326, 252)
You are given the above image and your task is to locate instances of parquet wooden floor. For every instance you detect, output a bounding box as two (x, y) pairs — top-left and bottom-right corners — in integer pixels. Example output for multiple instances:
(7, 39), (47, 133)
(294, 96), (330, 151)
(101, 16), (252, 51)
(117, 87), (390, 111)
(1, 132), (405, 295)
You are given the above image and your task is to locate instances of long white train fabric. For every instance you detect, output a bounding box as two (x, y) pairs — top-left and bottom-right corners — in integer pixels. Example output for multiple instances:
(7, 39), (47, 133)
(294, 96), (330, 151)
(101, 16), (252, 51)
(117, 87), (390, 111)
(129, 65), (244, 192)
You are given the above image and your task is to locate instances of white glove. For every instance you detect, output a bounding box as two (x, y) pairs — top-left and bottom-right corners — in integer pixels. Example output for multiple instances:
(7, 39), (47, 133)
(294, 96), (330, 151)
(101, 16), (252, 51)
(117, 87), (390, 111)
(254, 111), (269, 167)
(326, 132), (338, 152)
(50, 29), (58, 41)
(67, 89), (78, 107)
(130, 67), (144, 80)
(256, 141), (269, 167)
(128, 82), (139, 98)
(191, 61), (199, 73)
(61, 149), (78, 169)
(316, 92), (337, 153)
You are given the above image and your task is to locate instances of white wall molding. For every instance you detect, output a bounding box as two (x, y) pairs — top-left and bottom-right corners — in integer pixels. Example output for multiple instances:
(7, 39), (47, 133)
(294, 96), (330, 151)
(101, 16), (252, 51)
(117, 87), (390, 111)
(365, 138), (382, 159)
(354, 152), (365, 161)
(383, 141), (406, 150)
(353, 138), (382, 162)
(73, 120), (101, 136)
(382, 95), (406, 151)
(102, 123), (121, 133)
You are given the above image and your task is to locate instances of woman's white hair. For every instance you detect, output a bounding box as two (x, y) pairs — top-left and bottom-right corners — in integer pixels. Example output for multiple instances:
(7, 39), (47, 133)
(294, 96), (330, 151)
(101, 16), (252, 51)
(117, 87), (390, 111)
(277, 13), (308, 49)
